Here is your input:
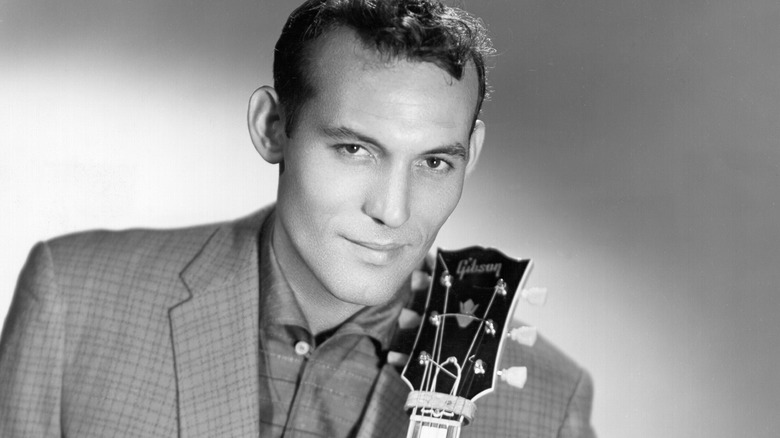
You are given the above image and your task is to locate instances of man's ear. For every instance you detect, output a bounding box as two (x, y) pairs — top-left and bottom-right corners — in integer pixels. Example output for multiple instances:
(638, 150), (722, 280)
(248, 86), (286, 164)
(465, 119), (485, 176)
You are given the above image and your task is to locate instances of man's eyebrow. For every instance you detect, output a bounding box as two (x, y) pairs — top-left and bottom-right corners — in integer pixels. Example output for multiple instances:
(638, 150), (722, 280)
(321, 126), (469, 159)
(321, 126), (381, 145)
(427, 144), (469, 160)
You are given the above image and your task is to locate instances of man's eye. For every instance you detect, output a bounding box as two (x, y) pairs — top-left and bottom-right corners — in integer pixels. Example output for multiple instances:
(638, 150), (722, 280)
(337, 144), (368, 155)
(425, 157), (446, 169)
(334, 144), (373, 161)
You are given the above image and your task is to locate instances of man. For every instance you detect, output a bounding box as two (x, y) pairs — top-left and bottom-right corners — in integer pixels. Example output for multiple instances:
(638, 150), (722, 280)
(0, 0), (595, 436)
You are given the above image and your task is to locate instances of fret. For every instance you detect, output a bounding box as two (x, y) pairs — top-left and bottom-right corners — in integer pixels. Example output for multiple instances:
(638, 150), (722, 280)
(407, 415), (461, 438)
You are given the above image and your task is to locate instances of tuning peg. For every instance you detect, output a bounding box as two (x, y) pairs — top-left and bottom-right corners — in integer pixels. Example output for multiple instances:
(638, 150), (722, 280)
(494, 279), (507, 296)
(521, 287), (548, 306)
(474, 359), (486, 375)
(429, 311), (441, 326)
(440, 271), (453, 287)
(498, 366), (527, 389)
(507, 326), (537, 347)
(485, 320), (496, 336)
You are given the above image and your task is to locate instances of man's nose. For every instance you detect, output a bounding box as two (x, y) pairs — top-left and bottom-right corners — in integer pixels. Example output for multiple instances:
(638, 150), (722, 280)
(362, 165), (411, 228)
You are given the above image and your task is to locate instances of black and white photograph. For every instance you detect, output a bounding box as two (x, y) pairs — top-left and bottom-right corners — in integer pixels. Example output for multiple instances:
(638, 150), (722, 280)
(1, 1), (778, 436)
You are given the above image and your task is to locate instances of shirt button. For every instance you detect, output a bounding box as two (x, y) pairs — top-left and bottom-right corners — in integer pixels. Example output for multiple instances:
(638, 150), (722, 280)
(294, 341), (311, 356)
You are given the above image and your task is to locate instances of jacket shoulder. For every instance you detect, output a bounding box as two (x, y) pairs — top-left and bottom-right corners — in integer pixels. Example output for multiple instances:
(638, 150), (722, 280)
(468, 333), (594, 437)
(24, 207), (269, 311)
(512, 333), (587, 390)
(44, 207), (271, 281)
(47, 221), (219, 271)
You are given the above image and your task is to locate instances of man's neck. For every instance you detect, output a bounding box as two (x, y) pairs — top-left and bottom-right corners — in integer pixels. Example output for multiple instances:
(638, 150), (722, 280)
(270, 217), (366, 336)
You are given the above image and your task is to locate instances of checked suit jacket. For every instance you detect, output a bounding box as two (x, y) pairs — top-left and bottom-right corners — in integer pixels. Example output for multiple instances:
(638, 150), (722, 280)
(0, 206), (595, 437)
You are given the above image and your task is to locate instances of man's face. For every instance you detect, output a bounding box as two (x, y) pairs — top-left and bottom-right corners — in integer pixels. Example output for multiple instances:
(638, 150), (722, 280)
(272, 28), (483, 307)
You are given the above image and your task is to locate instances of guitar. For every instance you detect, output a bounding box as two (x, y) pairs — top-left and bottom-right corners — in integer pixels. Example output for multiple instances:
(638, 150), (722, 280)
(399, 247), (545, 438)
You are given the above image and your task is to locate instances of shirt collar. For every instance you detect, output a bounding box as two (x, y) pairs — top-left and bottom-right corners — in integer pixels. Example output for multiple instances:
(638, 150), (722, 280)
(258, 209), (407, 351)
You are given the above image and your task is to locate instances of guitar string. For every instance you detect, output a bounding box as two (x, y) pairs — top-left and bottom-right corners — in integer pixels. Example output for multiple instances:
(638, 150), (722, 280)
(421, 253), (447, 393)
(432, 252), (452, 393)
(458, 280), (501, 397)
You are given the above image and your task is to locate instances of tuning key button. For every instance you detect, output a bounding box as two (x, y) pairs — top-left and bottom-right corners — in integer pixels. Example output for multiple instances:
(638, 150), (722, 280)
(398, 308), (422, 330)
(508, 326), (538, 347)
(498, 366), (528, 389)
(521, 287), (548, 306)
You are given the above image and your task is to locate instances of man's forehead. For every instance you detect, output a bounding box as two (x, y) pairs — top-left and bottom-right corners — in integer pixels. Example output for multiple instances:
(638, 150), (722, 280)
(304, 26), (480, 101)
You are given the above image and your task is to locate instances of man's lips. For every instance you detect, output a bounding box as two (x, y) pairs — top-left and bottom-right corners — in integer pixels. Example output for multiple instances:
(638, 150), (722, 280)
(343, 236), (408, 265)
(346, 238), (406, 251)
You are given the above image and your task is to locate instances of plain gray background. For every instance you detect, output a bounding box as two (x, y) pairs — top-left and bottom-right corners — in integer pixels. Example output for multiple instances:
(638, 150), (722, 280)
(2, 1), (778, 436)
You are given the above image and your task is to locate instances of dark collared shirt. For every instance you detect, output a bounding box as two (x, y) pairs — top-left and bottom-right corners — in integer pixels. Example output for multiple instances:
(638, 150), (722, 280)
(256, 215), (406, 437)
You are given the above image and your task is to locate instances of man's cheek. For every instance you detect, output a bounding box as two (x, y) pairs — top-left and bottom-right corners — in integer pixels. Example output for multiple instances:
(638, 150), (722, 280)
(424, 196), (459, 230)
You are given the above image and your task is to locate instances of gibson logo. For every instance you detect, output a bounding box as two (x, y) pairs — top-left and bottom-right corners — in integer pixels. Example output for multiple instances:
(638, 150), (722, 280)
(455, 258), (502, 281)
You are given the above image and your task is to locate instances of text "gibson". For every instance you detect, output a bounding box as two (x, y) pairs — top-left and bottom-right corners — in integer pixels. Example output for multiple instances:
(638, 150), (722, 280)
(455, 258), (502, 281)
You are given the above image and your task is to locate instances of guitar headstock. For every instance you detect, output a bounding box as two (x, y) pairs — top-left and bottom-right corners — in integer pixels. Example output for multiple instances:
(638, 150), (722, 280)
(400, 246), (533, 403)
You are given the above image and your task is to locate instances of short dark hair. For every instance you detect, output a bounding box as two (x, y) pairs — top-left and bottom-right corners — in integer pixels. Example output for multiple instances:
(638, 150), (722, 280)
(273, 0), (495, 136)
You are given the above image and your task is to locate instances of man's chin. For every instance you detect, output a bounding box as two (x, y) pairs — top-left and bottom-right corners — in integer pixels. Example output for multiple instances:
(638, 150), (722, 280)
(318, 251), (420, 307)
(330, 278), (409, 308)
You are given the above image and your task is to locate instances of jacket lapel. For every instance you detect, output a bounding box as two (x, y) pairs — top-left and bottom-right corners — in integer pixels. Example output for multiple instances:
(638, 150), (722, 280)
(169, 209), (270, 437)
